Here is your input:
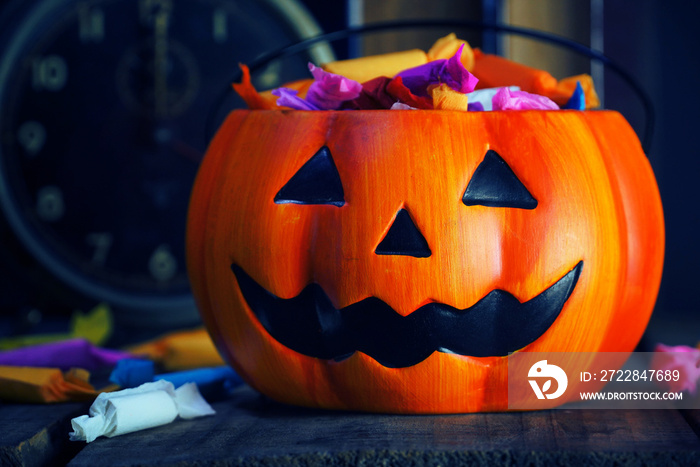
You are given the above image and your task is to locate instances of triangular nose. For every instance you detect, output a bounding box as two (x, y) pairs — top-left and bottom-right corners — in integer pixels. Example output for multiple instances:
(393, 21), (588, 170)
(375, 209), (431, 258)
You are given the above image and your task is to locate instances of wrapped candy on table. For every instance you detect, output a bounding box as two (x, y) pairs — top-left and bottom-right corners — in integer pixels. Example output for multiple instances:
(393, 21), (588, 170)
(69, 380), (215, 443)
(0, 365), (102, 403)
(109, 358), (243, 401)
(0, 338), (134, 372)
(127, 328), (225, 372)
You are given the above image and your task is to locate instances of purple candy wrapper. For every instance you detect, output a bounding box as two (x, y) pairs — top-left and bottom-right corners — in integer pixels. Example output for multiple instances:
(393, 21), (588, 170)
(396, 44), (478, 97)
(0, 338), (134, 371)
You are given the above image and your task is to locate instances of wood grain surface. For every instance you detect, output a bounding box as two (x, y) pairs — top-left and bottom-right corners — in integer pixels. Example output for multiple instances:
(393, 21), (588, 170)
(60, 385), (700, 466)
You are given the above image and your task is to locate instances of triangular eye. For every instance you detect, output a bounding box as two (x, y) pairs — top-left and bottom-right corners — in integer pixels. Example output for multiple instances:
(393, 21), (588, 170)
(462, 150), (538, 209)
(274, 146), (345, 206)
(375, 208), (431, 258)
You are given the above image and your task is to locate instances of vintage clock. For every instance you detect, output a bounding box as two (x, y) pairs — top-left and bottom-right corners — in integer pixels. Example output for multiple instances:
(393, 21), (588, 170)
(0, 0), (333, 328)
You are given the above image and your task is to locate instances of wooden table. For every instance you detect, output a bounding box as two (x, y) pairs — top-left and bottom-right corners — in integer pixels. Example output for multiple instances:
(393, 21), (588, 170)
(1, 401), (85, 466)
(3, 384), (700, 466)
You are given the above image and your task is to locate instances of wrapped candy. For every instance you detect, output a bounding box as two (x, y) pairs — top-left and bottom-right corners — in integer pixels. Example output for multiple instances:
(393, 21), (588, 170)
(0, 365), (102, 403)
(69, 380), (215, 443)
(235, 33), (598, 114)
(322, 48), (428, 84)
(395, 44), (478, 97)
(650, 344), (700, 394)
(127, 328), (225, 372)
(491, 87), (559, 110)
(0, 338), (133, 371)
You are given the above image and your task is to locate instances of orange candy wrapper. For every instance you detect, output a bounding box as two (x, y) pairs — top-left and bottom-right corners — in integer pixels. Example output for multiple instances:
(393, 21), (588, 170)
(471, 48), (600, 108)
(0, 366), (108, 403)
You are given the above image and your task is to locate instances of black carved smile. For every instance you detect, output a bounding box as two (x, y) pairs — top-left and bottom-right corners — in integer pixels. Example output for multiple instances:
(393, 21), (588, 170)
(231, 261), (583, 368)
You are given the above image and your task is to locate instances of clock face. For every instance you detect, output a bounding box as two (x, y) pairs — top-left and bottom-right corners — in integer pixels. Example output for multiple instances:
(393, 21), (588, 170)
(0, 0), (332, 324)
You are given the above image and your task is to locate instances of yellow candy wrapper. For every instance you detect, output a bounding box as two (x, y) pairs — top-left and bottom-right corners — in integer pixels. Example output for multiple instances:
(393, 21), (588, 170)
(127, 328), (225, 372)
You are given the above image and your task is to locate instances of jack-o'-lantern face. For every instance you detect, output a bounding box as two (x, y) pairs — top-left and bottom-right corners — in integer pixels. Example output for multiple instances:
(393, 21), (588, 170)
(187, 110), (664, 413)
(232, 146), (583, 368)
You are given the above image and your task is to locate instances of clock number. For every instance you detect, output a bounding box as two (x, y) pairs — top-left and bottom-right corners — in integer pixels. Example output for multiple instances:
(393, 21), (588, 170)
(36, 186), (65, 222)
(79, 4), (105, 43)
(86, 232), (113, 265)
(17, 121), (46, 157)
(212, 9), (228, 43)
(149, 244), (177, 282)
(32, 55), (68, 91)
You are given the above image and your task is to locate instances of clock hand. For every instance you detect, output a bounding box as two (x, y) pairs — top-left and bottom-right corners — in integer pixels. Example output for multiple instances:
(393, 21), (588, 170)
(153, 0), (171, 118)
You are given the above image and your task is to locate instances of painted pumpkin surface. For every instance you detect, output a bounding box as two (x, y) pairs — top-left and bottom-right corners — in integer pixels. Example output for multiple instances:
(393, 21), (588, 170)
(187, 109), (664, 413)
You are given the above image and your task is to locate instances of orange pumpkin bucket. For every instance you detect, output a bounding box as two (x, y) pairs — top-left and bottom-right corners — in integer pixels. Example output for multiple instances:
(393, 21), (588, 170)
(187, 107), (663, 413)
(188, 26), (663, 413)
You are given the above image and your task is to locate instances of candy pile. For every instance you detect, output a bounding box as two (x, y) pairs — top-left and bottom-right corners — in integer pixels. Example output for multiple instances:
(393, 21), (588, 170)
(233, 34), (599, 112)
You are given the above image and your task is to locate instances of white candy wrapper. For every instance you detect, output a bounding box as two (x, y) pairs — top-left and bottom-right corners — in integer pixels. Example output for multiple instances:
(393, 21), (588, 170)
(69, 380), (215, 443)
